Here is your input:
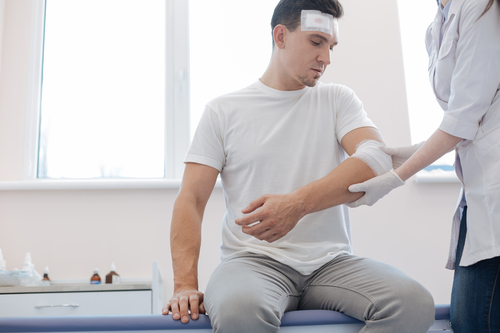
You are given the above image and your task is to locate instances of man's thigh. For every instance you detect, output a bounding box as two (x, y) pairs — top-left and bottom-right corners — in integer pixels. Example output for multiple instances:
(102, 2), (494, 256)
(299, 254), (433, 326)
(204, 253), (300, 330)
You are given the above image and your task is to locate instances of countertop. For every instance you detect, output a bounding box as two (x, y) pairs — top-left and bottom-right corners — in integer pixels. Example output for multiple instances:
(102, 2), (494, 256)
(0, 283), (152, 294)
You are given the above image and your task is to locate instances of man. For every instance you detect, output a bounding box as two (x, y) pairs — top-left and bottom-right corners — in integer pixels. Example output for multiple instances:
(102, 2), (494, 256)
(162, 1), (435, 332)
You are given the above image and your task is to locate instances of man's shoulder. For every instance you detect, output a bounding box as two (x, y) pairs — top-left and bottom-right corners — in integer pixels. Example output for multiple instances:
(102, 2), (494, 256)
(314, 82), (357, 99)
(207, 82), (260, 108)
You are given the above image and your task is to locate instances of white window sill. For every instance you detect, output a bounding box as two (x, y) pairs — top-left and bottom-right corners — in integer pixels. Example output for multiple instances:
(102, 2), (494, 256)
(0, 179), (222, 191)
(414, 169), (460, 184)
(0, 171), (457, 190)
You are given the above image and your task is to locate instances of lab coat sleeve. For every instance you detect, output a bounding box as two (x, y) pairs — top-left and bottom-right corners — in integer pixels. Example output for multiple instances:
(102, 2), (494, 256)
(440, 1), (500, 140)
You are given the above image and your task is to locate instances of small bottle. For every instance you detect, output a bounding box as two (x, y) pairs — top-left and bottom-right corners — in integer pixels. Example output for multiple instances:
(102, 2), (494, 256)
(22, 252), (32, 271)
(105, 262), (120, 284)
(90, 267), (101, 284)
(42, 266), (51, 286)
(0, 249), (6, 271)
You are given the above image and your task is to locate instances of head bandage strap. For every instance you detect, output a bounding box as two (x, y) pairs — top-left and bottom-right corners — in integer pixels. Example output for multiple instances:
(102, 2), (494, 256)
(350, 140), (392, 176)
(301, 10), (334, 36)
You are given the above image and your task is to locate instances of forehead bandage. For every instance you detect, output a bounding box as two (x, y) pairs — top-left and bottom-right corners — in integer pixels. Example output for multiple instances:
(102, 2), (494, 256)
(301, 10), (334, 36)
(350, 140), (392, 176)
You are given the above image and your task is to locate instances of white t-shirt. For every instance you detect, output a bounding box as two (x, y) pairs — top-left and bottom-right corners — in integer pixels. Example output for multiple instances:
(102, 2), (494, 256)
(185, 80), (376, 275)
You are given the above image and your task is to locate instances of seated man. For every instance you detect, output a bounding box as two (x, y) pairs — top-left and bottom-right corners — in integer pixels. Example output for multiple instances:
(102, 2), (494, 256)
(162, 0), (435, 332)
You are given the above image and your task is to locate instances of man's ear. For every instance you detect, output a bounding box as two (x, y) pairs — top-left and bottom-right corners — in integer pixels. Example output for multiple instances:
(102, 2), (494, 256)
(273, 25), (287, 49)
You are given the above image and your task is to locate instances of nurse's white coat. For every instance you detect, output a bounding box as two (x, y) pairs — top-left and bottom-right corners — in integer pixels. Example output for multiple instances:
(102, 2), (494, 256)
(426, 0), (500, 268)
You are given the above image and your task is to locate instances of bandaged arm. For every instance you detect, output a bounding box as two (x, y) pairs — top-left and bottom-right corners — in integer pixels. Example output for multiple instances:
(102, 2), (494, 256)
(235, 127), (393, 242)
(284, 127), (390, 215)
(350, 139), (393, 176)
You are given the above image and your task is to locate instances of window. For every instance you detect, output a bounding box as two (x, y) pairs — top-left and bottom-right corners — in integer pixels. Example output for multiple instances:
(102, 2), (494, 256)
(38, 0), (166, 179)
(397, 0), (455, 169)
(35, 0), (280, 181)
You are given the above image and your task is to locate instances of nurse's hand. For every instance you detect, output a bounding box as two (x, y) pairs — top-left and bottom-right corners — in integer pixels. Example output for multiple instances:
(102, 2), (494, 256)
(235, 193), (305, 243)
(382, 141), (425, 169)
(346, 170), (405, 207)
(162, 289), (205, 323)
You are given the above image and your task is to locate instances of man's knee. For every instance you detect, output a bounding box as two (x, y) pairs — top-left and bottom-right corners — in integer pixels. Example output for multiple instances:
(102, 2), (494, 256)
(410, 283), (435, 328)
(388, 278), (435, 331)
(205, 289), (280, 333)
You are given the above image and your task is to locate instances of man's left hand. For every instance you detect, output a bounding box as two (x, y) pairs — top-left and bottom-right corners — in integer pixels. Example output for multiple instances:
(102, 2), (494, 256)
(234, 194), (306, 243)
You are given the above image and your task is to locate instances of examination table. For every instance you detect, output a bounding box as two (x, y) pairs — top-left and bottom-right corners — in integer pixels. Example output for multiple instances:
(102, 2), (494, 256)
(0, 305), (452, 332)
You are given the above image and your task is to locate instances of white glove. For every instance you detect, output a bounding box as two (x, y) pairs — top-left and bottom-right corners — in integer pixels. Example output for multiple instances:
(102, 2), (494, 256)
(381, 141), (425, 169)
(345, 169), (405, 207)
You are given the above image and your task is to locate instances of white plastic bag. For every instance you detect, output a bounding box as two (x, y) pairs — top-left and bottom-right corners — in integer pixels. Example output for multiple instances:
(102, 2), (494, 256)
(0, 262), (43, 287)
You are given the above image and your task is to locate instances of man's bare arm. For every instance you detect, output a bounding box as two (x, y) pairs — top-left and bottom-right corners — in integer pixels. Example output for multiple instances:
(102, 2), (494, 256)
(162, 163), (219, 322)
(234, 127), (384, 242)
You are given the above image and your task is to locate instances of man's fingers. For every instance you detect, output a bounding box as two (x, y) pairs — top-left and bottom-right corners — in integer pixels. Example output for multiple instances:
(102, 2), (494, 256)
(162, 302), (171, 315)
(241, 218), (273, 236)
(166, 291), (205, 321)
(179, 296), (190, 323)
(189, 295), (200, 320)
(199, 302), (206, 314)
(170, 299), (180, 320)
(255, 224), (284, 241)
(241, 223), (265, 236)
(243, 220), (287, 242)
(241, 196), (266, 214)
(236, 210), (264, 226)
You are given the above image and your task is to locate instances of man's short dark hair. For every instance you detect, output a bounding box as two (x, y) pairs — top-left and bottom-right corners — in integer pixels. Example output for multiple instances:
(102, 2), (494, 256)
(271, 0), (344, 39)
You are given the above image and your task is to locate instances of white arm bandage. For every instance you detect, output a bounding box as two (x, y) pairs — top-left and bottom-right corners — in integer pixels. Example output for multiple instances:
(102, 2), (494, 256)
(350, 140), (392, 176)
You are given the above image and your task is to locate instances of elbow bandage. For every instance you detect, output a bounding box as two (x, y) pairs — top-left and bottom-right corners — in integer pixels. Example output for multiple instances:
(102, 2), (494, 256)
(350, 140), (392, 176)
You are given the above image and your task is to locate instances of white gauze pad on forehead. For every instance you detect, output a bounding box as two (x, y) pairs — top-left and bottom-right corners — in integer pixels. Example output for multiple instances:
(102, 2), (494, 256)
(300, 10), (334, 36)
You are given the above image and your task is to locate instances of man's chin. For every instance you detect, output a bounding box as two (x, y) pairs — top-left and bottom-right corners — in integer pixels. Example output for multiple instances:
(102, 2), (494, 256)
(305, 79), (319, 87)
(296, 75), (319, 88)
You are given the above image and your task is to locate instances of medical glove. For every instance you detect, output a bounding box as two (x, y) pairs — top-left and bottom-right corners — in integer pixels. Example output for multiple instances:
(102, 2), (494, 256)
(381, 141), (425, 169)
(346, 169), (405, 207)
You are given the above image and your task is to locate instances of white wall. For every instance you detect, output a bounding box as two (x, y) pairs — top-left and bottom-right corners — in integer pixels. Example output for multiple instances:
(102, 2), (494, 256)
(0, 0), (31, 181)
(0, 0), (5, 83)
(0, 0), (460, 305)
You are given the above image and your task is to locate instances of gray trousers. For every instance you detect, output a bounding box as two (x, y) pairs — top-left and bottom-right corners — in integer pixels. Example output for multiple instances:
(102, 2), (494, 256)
(204, 253), (435, 333)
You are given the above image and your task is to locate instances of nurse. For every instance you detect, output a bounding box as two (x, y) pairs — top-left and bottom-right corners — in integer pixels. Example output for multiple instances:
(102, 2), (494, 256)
(348, 0), (500, 332)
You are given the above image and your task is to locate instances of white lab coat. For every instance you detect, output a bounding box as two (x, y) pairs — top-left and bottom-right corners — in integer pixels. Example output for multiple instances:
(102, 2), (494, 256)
(426, 0), (500, 269)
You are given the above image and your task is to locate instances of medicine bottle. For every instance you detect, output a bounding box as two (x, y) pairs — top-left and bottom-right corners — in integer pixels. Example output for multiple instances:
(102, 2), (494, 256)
(90, 267), (101, 284)
(42, 266), (51, 286)
(105, 262), (120, 284)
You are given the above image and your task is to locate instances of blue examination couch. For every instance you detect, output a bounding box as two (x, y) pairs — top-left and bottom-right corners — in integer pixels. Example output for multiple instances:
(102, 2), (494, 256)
(0, 305), (452, 332)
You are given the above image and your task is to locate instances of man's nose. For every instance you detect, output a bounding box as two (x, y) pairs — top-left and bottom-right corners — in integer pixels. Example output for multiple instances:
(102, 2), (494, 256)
(318, 47), (331, 66)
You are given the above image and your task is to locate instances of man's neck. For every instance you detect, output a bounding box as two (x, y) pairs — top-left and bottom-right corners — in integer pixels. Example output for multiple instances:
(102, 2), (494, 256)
(440, 0), (450, 8)
(260, 60), (307, 91)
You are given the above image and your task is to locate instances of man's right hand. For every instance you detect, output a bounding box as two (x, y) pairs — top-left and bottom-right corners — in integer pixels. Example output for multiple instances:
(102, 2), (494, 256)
(162, 289), (205, 323)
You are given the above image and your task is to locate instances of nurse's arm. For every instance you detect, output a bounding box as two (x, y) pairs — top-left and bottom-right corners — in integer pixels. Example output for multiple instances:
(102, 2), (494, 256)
(234, 126), (383, 243)
(163, 162), (219, 322)
(395, 129), (462, 181)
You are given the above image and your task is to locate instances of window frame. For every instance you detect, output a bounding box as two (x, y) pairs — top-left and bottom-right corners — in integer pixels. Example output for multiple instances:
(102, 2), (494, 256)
(396, 0), (459, 184)
(23, 0), (190, 183)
